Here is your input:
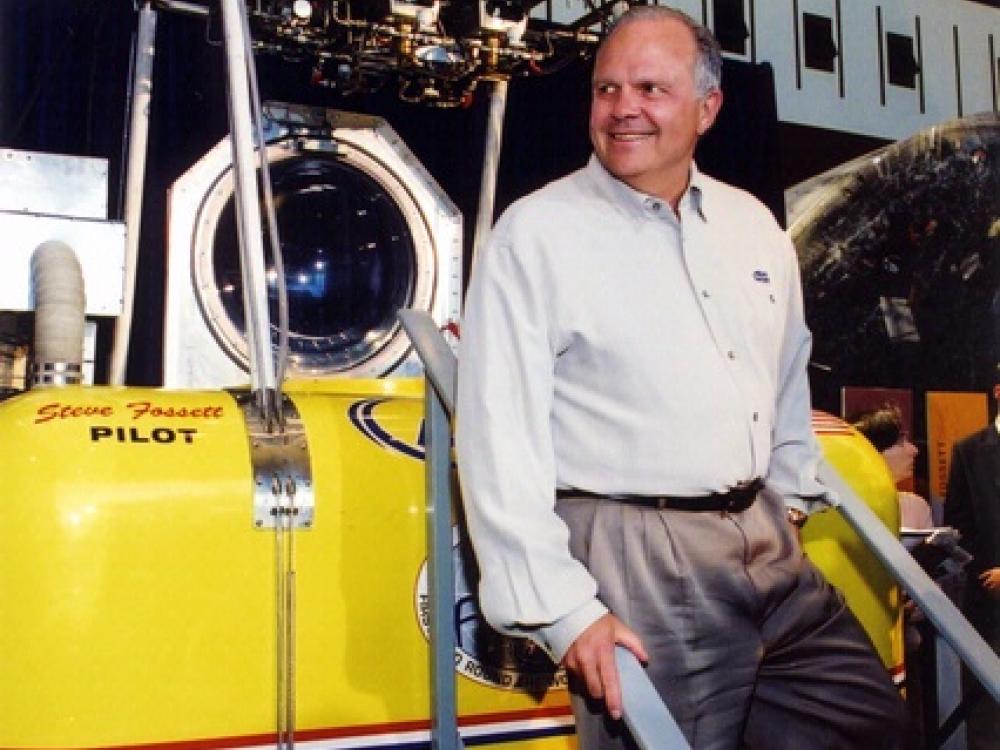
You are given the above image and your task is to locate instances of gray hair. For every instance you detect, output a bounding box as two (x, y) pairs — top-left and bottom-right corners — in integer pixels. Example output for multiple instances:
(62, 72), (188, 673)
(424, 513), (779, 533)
(601, 5), (723, 97)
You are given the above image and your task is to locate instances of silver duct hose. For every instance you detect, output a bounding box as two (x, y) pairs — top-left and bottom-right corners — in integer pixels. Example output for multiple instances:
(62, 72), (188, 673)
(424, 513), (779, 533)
(31, 240), (86, 387)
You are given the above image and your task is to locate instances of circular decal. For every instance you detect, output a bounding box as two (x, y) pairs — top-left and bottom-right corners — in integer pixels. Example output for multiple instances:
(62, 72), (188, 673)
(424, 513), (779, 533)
(415, 528), (568, 692)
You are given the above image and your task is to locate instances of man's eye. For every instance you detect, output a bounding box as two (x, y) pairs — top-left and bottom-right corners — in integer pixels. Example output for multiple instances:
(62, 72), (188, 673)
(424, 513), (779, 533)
(596, 83), (617, 95)
(641, 83), (664, 95)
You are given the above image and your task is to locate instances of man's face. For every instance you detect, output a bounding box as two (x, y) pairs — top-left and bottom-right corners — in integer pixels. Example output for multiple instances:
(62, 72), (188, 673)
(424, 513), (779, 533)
(882, 436), (918, 485)
(589, 18), (721, 202)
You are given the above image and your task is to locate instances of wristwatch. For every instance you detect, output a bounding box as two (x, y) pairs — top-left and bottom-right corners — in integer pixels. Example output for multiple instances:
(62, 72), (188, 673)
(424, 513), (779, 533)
(786, 507), (809, 528)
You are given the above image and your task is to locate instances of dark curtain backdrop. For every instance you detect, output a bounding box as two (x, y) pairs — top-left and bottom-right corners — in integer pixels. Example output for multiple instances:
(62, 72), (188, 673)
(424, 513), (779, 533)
(1, 1), (783, 384)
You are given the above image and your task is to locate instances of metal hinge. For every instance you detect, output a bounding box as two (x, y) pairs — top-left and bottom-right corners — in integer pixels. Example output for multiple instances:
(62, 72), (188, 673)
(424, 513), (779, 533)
(238, 392), (314, 530)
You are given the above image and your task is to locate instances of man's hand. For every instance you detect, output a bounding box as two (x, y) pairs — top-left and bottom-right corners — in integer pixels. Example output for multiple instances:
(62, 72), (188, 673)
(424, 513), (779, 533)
(979, 567), (1000, 596)
(562, 613), (648, 721)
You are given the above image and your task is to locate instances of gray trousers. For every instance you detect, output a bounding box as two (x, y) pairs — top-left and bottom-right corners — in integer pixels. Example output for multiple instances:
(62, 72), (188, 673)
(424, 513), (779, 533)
(555, 492), (906, 750)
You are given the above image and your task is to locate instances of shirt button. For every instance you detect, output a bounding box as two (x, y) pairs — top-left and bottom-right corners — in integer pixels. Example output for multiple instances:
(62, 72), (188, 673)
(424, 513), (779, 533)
(727, 350), (736, 360)
(753, 412), (759, 422)
(701, 289), (710, 298)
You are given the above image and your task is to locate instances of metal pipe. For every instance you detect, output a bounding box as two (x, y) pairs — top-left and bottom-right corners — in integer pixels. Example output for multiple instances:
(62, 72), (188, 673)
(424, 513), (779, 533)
(425, 375), (465, 750)
(240, 8), (289, 395)
(219, 0), (278, 419)
(470, 79), (508, 266)
(109, 2), (157, 386)
(400, 312), (464, 750)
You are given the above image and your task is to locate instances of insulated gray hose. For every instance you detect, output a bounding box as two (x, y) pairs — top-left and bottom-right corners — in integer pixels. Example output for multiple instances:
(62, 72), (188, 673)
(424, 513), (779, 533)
(31, 240), (85, 386)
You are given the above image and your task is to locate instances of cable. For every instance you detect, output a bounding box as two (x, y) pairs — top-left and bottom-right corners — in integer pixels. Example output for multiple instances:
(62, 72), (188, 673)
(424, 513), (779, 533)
(239, 1), (290, 416)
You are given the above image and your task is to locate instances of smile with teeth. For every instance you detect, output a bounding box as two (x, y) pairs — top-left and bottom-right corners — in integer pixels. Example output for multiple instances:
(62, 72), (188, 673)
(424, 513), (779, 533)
(610, 132), (653, 141)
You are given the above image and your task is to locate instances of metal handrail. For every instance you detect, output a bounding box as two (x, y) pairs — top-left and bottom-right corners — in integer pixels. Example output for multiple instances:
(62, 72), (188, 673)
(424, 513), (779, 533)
(398, 309), (691, 750)
(819, 464), (1000, 704)
(401, 308), (1000, 747)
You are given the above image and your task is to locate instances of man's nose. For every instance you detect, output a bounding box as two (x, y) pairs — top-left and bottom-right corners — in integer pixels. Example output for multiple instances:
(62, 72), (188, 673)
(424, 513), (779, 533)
(610, 88), (640, 119)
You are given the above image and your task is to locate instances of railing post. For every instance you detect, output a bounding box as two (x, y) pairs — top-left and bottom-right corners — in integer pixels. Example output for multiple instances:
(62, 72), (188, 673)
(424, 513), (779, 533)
(935, 635), (967, 749)
(399, 310), (691, 750)
(424, 370), (464, 750)
(399, 310), (463, 750)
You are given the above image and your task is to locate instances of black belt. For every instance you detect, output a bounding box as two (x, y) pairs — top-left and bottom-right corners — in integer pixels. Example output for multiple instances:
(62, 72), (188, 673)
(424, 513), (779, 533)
(555, 478), (765, 513)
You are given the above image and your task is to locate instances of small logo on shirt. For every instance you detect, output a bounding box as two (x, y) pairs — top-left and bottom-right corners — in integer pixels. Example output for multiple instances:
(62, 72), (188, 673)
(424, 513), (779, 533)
(752, 270), (770, 283)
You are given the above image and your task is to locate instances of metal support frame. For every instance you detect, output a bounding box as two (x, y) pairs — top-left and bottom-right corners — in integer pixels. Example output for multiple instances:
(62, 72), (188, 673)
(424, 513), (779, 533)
(425, 363), (465, 750)
(401, 310), (464, 750)
(398, 310), (690, 750)
(110, 1), (157, 385)
(219, 0), (278, 414)
(215, 2), (299, 745)
(470, 79), (508, 266)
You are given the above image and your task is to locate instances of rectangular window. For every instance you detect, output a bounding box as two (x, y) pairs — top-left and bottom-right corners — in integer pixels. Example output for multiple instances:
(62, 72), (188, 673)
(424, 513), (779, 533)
(887, 31), (919, 89)
(713, 0), (749, 55)
(803, 12), (837, 72)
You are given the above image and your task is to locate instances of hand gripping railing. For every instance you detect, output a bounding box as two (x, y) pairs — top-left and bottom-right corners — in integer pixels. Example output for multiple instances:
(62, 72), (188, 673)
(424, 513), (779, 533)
(398, 310), (691, 750)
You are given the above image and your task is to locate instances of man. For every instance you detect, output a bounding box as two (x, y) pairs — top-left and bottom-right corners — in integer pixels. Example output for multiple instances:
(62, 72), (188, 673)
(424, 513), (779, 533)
(945, 376), (1000, 750)
(456, 7), (903, 749)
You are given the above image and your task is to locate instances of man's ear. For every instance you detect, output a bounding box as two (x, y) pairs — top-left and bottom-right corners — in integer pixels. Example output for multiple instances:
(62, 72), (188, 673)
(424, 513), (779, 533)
(697, 88), (723, 136)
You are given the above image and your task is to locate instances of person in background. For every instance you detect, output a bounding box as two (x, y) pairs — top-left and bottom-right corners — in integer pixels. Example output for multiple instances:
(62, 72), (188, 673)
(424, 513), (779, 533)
(456, 6), (904, 748)
(852, 406), (933, 530)
(853, 405), (934, 749)
(945, 376), (1000, 750)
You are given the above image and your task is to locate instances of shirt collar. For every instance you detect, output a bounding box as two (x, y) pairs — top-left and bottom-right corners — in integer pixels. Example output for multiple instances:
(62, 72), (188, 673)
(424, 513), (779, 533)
(585, 154), (708, 224)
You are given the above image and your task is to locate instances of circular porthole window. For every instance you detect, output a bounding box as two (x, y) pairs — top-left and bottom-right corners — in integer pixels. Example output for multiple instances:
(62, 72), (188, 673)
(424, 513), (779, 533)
(192, 137), (437, 377)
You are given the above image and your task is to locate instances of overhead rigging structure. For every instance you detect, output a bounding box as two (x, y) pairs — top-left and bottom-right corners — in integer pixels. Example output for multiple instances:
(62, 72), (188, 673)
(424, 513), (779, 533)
(154, 0), (599, 106)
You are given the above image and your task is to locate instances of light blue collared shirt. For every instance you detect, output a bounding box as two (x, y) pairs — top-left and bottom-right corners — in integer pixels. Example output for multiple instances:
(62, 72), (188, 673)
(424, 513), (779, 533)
(456, 156), (830, 660)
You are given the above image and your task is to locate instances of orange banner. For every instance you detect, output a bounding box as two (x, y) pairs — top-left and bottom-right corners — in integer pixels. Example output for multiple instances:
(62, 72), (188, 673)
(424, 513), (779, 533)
(926, 391), (988, 500)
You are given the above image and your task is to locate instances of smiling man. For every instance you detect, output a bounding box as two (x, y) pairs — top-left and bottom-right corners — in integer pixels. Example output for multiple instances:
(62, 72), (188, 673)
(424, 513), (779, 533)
(589, 12), (720, 209)
(456, 7), (904, 749)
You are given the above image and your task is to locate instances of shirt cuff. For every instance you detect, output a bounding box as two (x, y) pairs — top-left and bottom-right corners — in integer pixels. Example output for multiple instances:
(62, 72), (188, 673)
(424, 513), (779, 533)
(536, 597), (609, 663)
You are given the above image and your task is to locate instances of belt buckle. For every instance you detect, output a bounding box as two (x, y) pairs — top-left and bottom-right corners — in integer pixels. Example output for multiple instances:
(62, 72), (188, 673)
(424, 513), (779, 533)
(727, 479), (760, 512)
(655, 496), (670, 511)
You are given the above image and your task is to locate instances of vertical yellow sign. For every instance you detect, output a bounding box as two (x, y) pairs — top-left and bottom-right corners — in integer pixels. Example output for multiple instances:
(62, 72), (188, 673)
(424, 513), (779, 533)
(926, 392), (988, 500)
